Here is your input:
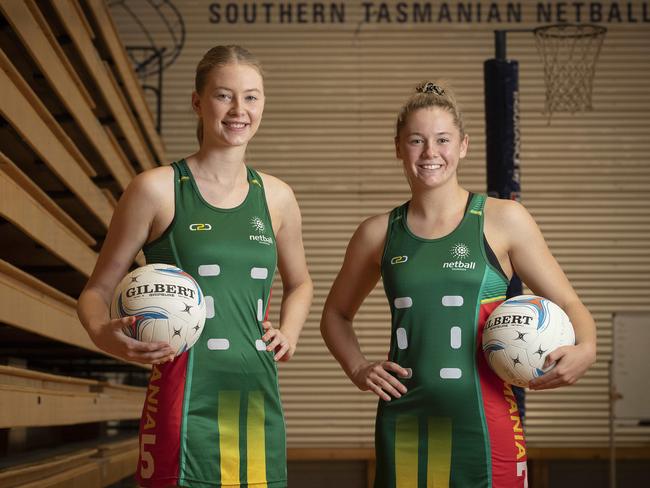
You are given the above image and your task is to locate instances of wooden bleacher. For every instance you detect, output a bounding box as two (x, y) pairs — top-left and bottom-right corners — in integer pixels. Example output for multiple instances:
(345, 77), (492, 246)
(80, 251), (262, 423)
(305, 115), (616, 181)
(0, 439), (140, 488)
(0, 366), (144, 428)
(0, 364), (143, 487)
(0, 0), (164, 485)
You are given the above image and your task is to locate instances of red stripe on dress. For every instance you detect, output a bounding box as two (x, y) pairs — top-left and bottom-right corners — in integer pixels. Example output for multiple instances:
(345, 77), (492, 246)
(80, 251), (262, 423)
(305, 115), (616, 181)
(136, 353), (189, 488)
(477, 301), (528, 488)
(264, 289), (273, 322)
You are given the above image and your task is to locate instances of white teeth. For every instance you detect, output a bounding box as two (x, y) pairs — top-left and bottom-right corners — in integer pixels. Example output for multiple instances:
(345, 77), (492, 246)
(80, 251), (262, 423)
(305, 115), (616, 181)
(421, 164), (441, 170)
(225, 122), (247, 128)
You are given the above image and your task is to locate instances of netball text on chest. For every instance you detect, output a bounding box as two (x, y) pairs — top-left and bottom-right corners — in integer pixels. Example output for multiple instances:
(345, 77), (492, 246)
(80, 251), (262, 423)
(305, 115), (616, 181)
(442, 260), (476, 270)
(249, 234), (273, 245)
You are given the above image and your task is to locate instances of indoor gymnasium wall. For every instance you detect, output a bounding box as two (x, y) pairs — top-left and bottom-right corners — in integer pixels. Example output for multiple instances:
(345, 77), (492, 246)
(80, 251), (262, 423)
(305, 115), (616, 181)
(0, 0), (164, 483)
(108, 0), (650, 452)
(109, 0), (650, 451)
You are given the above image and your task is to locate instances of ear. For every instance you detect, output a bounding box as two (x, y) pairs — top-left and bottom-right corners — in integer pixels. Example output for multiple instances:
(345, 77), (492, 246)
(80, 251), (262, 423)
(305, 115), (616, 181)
(191, 91), (201, 116)
(394, 136), (402, 160)
(459, 133), (469, 159)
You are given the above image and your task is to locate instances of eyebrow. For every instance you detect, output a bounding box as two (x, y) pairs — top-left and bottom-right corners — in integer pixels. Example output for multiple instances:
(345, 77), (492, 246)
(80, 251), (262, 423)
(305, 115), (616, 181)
(214, 87), (262, 93)
(407, 131), (451, 136)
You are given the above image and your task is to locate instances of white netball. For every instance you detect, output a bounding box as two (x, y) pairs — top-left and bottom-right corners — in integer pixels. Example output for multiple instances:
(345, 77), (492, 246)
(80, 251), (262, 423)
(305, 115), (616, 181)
(482, 295), (575, 387)
(110, 264), (206, 356)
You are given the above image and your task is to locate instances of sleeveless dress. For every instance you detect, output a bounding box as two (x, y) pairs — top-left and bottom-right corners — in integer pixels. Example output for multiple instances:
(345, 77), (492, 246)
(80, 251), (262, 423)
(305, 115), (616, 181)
(376, 193), (528, 488)
(136, 160), (287, 488)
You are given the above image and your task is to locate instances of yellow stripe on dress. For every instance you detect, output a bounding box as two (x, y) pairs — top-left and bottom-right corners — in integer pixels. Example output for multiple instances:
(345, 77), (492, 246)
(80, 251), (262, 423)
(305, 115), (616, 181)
(480, 295), (506, 304)
(218, 391), (241, 485)
(395, 415), (419, 488)
(247, 391), (267, 487)
(427, 417), (452, 488)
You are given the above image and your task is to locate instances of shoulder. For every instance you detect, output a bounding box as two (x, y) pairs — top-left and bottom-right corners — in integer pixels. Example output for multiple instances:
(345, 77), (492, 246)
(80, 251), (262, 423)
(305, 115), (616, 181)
(257, 171), (297, 210)
(484, 197), (543, 252)
(355, 213), (390, 243)
(126, 165), (175, 198)
(349, 213), (390, 258)
(484, 196), (534, 228)
(344, 213), (391, 266)
(114, 166), (175, 220)
(257, 171), (293, 197)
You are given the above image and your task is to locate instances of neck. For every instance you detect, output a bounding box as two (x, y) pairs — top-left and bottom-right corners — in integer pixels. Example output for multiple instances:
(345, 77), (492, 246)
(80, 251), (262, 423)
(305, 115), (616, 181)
(186, 144), (248, 184)
(409, 180), (468, 218)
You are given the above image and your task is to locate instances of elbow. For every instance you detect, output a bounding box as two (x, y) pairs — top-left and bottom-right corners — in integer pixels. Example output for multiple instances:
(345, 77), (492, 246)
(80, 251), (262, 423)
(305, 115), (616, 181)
(285, 274), (313, 300)
(305, 275), (314, 298)
(319, 300), (332, 339)
(76, 287), (88, 319)
(320, 299), (346, 341)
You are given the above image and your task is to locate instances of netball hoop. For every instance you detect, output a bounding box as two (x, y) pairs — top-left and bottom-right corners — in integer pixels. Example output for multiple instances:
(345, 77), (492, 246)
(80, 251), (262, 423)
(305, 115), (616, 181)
(533, 24), (607, 119)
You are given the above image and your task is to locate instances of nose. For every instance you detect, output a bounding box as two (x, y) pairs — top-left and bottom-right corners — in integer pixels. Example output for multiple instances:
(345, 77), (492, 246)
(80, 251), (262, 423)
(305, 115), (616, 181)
(422, 141), (436, 159)
(228, 96), (244, 115)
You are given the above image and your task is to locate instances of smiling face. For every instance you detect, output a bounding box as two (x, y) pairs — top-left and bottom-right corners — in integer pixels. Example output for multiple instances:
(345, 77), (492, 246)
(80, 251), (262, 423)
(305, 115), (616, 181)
(192, 62), (265, 148)
(395, 106), (468, 190)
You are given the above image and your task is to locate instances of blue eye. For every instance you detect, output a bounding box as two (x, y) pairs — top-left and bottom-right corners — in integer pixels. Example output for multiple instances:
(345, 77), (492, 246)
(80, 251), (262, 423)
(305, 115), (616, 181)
(410, 138), (423, 145)
(438, 138), (450, 144)
(216, 93), (231, 101)
(246, 95), (258, 102)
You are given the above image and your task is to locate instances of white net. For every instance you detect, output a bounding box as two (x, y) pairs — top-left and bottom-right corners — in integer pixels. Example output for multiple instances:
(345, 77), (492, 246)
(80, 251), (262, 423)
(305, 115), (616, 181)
(533, 24), (607, 117)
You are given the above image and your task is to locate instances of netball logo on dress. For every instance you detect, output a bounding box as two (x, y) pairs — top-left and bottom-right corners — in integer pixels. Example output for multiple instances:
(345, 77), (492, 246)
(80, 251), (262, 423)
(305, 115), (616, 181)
(443, 242), (476, 271)
(250, 216), (265, 232)
(249, 216), (273, 245)
(390, 255), (408, 265)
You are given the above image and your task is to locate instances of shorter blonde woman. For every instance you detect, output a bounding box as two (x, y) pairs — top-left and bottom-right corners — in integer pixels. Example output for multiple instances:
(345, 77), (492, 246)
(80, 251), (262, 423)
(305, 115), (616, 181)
(321, 81), (595, 488)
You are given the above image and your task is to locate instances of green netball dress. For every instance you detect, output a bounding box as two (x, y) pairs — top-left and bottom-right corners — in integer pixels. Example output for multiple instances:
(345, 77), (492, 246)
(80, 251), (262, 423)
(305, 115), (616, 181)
(377, 193), (527, 488)
(135, 160), (286, 488)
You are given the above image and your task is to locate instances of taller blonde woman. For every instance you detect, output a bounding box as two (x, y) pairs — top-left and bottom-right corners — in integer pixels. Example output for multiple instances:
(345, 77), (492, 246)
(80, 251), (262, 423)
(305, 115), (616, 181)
(78, 45), (312, 488)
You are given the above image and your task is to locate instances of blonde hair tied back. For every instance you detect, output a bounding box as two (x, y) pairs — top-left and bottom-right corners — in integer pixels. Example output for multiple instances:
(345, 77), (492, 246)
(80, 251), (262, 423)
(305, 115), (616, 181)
(395, 80), (465, 138)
